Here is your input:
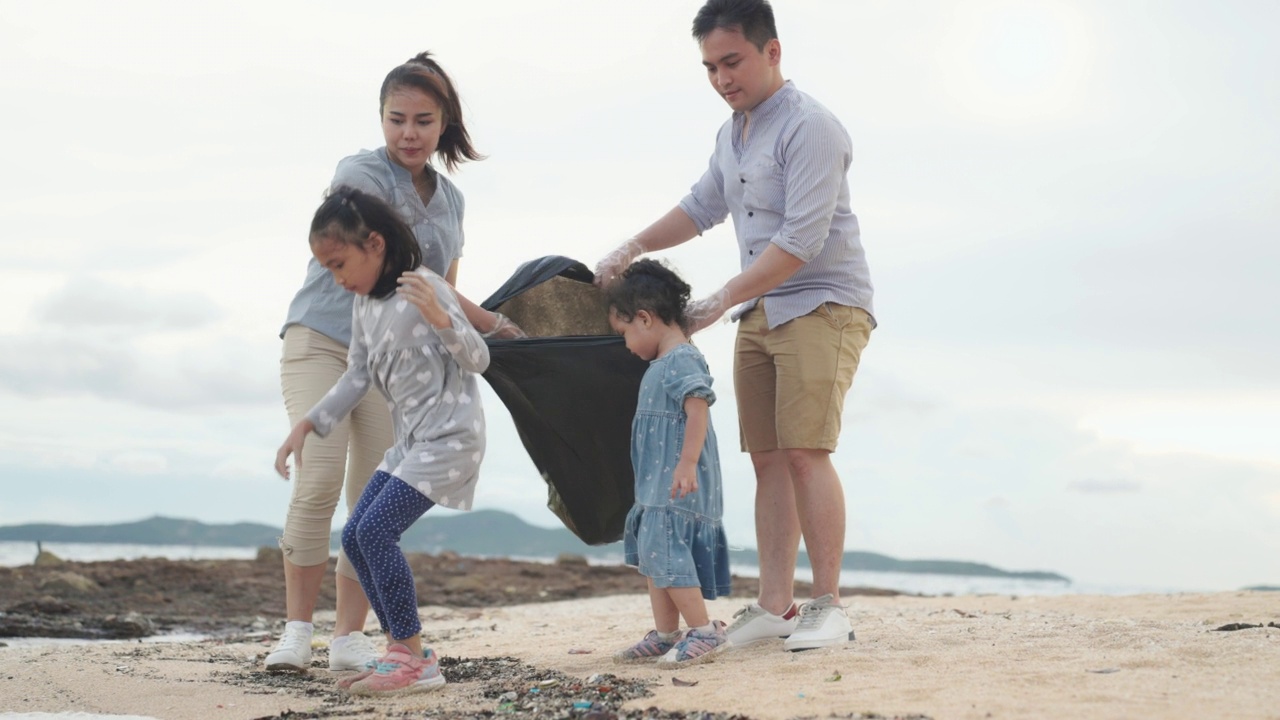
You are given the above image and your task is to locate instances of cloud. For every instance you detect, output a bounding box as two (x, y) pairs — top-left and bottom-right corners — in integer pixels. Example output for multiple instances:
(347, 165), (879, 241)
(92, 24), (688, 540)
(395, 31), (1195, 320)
(34, 276), (222, 330)
(109, 451), (168, 475)
(1066, 479), (1142, 494)
(0, 332), (277, 410)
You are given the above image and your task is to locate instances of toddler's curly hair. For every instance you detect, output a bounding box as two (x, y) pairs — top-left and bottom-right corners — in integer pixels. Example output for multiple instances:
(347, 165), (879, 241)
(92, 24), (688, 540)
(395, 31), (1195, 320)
(605, 258), (693, 333)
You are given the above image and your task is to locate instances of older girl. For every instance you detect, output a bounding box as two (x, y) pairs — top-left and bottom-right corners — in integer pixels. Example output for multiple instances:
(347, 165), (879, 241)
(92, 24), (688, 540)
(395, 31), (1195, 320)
(277, 187), (488, 695)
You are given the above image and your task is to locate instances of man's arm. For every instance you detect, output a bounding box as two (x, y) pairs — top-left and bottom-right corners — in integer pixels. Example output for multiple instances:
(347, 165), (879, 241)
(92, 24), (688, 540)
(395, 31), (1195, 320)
(594, 207), (701, 286)
(634, 206), (702, 253)
(685, 244), (804, 332)
(687, 113), (849, 331)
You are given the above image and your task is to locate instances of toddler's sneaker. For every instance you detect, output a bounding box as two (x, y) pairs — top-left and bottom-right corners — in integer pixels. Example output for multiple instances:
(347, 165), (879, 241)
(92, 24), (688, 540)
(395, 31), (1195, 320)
(724, 602), (798, 647)
(265, 621), (313, 671)
(783, 594), (855, 652)
(346, 644), (447, 696)
(329, 631), (380, 671)
(656, 621), (728, 667)
(613, 629), (683, 664)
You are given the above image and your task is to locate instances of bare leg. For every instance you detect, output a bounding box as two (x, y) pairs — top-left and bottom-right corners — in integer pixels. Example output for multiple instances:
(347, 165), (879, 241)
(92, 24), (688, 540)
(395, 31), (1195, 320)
(647, 580), (681, 633)
(395, 633), (423, 657)
(787, 448), (846, 601)
(750, 449), (800, 615)
(334, 573), (372, 636)
(283, 557), (326, 622)
(666, 587), (711, 629)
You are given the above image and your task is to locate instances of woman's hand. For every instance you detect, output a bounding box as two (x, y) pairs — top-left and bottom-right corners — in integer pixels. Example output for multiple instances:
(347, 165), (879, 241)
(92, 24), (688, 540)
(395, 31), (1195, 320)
(483, 311), (527, 339)
(275, 419), (315, 479)
(398, 272), (450, 328)
(671, 459), (699, 499)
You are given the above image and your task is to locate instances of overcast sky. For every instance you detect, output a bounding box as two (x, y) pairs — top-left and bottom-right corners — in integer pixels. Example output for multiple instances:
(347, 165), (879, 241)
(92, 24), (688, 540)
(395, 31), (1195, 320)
(1, 0), (1275, 592)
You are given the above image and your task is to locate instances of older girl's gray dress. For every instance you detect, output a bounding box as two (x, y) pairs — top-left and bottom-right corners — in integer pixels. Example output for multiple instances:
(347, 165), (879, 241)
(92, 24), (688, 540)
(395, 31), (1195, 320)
(306, 268), (489, 509)
(623, 343), (730, 600)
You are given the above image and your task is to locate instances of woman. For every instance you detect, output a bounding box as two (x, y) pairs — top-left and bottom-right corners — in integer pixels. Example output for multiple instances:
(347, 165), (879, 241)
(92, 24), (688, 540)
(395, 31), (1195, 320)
(269, 52), (521, 672)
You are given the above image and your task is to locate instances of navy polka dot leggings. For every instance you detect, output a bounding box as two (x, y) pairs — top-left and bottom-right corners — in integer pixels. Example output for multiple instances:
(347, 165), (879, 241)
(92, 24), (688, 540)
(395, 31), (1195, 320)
(341, 470), (435, 641)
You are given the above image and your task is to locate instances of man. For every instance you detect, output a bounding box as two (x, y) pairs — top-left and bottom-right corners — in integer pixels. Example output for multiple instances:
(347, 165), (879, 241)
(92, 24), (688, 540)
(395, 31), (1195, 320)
(594, 0), (874, 651)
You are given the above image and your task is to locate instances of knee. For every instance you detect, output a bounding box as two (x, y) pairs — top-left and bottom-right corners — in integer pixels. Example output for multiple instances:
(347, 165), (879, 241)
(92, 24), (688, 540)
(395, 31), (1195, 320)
(340, 520), (361, 557)
(784, 448), (830, 483)
(750, 450), (788, 479)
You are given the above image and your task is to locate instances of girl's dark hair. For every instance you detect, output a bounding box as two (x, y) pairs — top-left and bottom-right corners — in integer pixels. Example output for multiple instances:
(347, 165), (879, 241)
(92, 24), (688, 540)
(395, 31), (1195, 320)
(380, 51), (484, 173)
(692, 0), (778, 51)
(309, 186), (422, 300)
(605, 258), (693, 334)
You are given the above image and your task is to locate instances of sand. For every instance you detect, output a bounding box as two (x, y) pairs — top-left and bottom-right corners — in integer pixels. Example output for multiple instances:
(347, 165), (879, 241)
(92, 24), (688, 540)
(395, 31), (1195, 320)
(2, 591), (1278, 720)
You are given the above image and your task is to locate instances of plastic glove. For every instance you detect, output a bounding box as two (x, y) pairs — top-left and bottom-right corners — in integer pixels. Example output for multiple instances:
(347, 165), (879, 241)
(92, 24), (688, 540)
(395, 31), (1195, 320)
(593, 238), (644, 287)
(686, 287), (732, 334)
(482, 311), (527, 340)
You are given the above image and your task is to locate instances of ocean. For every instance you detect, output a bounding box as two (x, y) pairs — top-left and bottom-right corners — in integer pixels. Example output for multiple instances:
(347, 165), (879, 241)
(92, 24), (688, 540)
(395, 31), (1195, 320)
(0, 540), (1184, 596)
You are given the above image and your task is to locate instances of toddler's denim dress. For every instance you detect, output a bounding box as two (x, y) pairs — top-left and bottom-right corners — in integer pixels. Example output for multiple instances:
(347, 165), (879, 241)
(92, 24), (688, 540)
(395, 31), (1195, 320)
(623, 343), (731, 600)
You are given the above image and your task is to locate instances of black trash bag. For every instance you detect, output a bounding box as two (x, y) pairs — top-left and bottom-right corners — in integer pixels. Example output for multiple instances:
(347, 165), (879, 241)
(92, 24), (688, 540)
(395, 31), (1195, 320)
(479, 256), (646, 545)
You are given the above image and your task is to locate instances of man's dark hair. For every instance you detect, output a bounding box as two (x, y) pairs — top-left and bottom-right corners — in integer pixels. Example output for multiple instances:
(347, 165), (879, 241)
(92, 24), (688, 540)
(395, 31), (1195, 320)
(692, 0), (778, 50)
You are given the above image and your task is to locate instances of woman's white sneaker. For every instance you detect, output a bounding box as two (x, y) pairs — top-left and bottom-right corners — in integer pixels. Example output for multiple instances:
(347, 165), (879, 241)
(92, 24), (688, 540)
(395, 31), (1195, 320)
(783, 594), (855, 651)
(724, 602), (798, 647)
(329, 631), (380, 671)
(265, 620), (314, 671)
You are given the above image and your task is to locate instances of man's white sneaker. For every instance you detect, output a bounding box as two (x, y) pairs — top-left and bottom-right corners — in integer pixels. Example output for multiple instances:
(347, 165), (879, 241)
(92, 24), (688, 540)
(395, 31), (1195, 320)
(265, 621), (313, 671)
(783, 594), (855, 652)
(724, 602), (798, 647)
(329, 631), (380, 671)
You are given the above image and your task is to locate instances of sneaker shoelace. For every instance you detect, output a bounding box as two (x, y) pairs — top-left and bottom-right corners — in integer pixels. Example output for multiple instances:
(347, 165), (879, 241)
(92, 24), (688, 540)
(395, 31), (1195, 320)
(728, 603), (761, 630)
(794, 596), (842, 631)
(275, 626), (309, 654)
(343, 633), (379, 663)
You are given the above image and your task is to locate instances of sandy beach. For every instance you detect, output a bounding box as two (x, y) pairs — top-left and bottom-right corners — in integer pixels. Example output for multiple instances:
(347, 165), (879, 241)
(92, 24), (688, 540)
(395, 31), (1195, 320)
(3, 590), (1277, 719)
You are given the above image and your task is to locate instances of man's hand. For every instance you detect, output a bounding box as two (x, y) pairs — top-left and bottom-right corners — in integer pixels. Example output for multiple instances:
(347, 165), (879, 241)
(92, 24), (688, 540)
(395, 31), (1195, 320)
(593, 238), (644, 287)
(686, 287), (732, 334)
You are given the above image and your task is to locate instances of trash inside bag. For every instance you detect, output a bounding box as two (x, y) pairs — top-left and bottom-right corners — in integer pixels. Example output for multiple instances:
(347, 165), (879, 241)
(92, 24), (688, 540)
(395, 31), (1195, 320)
(480, 256), (646, 545)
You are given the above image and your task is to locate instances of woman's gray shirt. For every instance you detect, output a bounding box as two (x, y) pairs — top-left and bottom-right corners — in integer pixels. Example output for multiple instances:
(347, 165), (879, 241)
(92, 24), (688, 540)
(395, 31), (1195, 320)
(281, 148), (466, 345)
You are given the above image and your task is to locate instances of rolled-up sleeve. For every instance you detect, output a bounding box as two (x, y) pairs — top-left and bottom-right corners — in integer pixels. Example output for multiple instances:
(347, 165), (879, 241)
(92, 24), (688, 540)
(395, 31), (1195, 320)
(678, 128), (731, 233)
(770, 112), (850, 263)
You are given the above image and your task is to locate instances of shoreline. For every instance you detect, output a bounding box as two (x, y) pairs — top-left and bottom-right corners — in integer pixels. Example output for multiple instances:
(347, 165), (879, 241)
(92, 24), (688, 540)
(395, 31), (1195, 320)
(2, 591), (1278, 719)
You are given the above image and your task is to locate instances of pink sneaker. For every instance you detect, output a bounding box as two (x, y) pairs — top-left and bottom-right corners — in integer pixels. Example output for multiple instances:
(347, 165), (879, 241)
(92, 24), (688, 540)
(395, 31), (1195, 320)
(346, 644), (447, 696)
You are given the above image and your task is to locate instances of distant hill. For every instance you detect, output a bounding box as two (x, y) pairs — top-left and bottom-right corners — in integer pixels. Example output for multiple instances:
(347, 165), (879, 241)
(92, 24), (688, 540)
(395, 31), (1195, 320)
(0, 516), (279, 548)
(0, 512), (1069, 583)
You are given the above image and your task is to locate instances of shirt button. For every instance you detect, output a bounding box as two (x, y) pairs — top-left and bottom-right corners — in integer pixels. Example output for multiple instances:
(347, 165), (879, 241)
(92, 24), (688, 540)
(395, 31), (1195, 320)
(740, 178), (746, 183)
(748, 250), (754, 255)
(748, 211), (754, 217)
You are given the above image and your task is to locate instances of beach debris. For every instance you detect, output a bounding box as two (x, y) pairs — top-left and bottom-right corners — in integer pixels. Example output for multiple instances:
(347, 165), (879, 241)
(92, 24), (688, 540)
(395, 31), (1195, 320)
(1087, 668), (1121, 674)
(568, 647), (593, 654)
(1211, 622), (1263, 632)
(952, 609), (978, 618)
(37, 571), (99, 595)
(671, 676), (698, 687)
(34, 548), (65, 567)
(826, 670), (843, 682)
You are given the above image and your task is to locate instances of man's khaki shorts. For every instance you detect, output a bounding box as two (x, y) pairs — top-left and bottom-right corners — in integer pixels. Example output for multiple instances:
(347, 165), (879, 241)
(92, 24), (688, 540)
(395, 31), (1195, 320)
(734, 303), (873, 453)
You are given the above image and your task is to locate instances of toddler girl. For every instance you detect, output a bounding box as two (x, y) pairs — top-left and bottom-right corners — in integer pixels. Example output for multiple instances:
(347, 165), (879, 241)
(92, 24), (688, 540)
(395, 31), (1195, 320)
(605, 259), (731, 666)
